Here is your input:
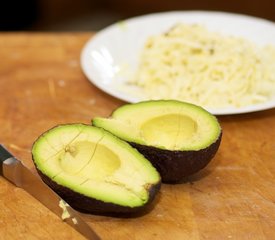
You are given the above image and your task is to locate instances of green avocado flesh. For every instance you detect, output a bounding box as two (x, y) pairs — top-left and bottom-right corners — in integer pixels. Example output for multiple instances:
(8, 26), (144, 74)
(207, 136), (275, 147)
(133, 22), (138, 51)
(92, 100), (221, 151)
(32, 124), (160, 210)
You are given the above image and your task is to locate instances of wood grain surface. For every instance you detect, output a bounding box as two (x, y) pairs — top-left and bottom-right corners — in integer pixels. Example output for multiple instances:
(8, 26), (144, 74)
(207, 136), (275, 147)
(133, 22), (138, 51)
(0, 33), (274, 240)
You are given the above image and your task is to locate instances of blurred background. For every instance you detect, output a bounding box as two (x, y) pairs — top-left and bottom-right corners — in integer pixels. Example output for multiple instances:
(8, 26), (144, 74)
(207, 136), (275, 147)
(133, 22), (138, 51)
(0, 0), (275, 31)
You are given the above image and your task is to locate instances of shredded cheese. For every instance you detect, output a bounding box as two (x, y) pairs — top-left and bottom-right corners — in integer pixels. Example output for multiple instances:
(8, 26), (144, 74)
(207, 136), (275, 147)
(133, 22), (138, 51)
(128, 24), (275, 109)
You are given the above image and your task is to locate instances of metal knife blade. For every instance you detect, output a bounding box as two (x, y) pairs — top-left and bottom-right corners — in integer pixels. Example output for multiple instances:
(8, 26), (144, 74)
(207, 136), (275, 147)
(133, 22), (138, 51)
(0, 144), (100, 240)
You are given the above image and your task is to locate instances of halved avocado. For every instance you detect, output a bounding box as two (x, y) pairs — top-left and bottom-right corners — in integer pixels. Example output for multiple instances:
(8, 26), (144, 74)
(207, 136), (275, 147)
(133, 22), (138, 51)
(32, 124), (161, 214)
(93, 100), (222, 183)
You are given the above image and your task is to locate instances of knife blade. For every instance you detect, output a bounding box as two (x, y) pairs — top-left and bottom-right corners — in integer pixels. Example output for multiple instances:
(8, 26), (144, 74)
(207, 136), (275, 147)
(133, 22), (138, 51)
(0, 144), (100, 240)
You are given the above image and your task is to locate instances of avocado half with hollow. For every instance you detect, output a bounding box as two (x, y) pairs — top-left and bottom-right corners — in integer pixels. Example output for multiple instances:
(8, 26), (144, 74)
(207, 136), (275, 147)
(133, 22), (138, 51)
(32, 124), (161, 214)
(92, 100), (222, 183)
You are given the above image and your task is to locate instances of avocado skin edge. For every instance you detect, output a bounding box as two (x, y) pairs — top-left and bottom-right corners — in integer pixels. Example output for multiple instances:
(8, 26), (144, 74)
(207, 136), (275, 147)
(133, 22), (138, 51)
(34, 167), (161, 215)
(129, 132), (222, 183)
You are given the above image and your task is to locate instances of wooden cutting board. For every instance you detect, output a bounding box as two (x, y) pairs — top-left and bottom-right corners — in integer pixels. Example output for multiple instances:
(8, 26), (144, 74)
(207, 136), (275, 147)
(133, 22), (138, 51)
(0, 33), (274, 240)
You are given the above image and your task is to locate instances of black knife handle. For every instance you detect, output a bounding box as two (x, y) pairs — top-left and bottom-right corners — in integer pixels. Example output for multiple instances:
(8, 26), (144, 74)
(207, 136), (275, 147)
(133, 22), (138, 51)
(0, 144), (14, 175)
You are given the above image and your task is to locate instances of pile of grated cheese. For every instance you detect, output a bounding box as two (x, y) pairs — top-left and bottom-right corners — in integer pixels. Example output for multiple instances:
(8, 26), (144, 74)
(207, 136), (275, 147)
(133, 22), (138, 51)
(129, 23), (275, 109)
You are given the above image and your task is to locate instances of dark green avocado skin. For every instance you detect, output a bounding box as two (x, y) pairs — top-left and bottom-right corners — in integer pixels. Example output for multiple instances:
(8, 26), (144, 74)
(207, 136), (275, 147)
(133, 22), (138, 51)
(35, 168), (161, 216)
(130, 133), (222, 183)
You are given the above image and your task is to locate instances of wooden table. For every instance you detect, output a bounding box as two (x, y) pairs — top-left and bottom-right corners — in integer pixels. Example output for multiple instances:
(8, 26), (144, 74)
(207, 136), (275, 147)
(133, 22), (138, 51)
(0, 33), (274, 240)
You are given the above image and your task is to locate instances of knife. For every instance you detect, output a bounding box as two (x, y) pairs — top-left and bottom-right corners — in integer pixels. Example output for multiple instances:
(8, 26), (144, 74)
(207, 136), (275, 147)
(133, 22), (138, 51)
(0, 144), (101, 240)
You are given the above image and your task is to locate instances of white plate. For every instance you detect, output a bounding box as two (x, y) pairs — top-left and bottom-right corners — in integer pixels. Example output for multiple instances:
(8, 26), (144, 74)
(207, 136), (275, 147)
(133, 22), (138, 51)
(80, 11), (275, 115)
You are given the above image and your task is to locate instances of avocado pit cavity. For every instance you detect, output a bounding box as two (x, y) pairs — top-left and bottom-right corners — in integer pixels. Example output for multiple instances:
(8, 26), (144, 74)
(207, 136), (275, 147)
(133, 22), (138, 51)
(140, 114), (197, 149)
(59, 141), (121, 180)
